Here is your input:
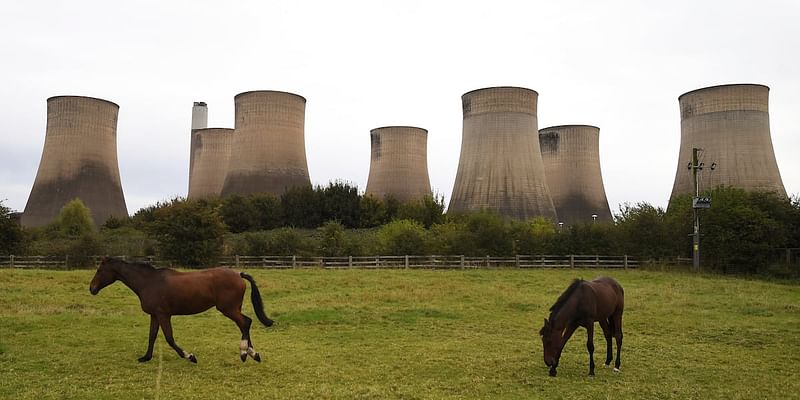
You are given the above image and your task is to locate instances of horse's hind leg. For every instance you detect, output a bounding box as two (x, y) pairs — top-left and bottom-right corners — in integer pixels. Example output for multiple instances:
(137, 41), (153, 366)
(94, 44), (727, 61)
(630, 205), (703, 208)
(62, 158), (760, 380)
(221, 308), (260, 363)
(599, 318), (613, 367)
(157, 314), (196, 363)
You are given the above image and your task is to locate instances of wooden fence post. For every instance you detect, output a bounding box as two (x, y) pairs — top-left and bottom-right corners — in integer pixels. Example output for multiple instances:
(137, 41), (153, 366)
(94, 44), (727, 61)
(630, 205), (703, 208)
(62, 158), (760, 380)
(405, 255), (409, 269)
(292, 255), (297, 268)
(348, 256), (353, 268)
(10, 255), (14, 268)
(460, 255), (465, 269)
(515, 254), (520, 268)
(235, 255), (240, 268)
(569, 255), (574, 268)
(624, 255), (628, 269)
(595, 255), (600, 268)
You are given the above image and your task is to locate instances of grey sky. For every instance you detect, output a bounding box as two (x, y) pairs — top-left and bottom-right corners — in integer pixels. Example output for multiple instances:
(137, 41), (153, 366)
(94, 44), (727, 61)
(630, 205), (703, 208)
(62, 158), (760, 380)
(1, 0), (798, 215)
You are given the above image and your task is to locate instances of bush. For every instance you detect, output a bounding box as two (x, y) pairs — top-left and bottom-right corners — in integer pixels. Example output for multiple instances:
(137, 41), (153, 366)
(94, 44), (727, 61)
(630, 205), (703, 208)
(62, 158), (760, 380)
(220, 195), (256, 233)
(317, 221), (349, 257)
(510, 217), (556, 255)
(149, 199), (226, 267)
(377, 220), (428, 255)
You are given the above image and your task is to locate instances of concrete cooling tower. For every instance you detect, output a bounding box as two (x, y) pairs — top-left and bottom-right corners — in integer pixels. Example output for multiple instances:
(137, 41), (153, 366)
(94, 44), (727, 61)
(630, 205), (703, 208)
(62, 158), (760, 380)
(539, 125), (613, 225)
(670, 84), (786, 199)
(221, 91), (310, 196)
(449, 87), (557, 220)
(365, 126), (431, 202)
(22, 96), (128, 227)
(188, 128), (234, 199)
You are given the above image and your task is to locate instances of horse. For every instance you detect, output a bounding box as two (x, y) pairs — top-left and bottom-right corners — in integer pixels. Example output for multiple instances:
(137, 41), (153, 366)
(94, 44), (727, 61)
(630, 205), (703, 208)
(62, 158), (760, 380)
(539, 277), (624, 377)
(89, 257), (274, 363)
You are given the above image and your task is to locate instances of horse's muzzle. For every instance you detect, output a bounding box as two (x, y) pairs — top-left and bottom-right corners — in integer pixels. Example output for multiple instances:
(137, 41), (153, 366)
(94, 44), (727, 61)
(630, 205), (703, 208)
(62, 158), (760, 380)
(90, 285), (99, 295)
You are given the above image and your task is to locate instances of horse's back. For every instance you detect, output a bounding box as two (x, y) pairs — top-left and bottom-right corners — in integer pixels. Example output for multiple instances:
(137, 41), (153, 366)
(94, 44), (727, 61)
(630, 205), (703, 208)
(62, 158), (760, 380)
(589, 277), (624, 316)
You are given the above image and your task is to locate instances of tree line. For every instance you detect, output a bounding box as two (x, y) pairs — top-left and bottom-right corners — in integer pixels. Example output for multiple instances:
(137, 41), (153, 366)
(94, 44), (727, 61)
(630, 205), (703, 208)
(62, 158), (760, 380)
(1, 183), (799, 275)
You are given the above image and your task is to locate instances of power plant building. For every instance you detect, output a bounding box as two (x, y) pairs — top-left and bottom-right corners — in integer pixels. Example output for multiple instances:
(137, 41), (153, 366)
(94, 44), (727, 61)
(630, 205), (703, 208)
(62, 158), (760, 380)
(221, 91), (310, 196)
(188, 128), (234, 199)
(22, 96), (128, 227)
(449, 87), (557, 220)
(539, 125), (613, 225)
(365, 126), (431, 202)
(670, 84), (786, 199)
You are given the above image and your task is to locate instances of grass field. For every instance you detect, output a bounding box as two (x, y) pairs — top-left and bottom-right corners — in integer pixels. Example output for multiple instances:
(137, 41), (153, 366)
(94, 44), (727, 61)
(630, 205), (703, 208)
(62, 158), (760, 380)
(1, 268), (799, 399)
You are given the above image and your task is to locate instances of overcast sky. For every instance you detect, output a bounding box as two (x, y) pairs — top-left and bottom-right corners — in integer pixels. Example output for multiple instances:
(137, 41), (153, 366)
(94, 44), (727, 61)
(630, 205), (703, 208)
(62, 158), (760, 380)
(1, 0), (798, 216)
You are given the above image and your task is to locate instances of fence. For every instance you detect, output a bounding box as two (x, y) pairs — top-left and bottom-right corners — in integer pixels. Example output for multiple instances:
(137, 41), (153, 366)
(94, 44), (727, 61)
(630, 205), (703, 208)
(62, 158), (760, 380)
(0, 254), (639, 270)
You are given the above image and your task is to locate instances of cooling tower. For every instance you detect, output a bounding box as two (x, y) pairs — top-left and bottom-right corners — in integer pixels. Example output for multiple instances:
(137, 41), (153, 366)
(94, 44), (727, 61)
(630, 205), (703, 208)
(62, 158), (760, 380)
(22, 96), (128, 227)
(670, 84), (786, 199)
(449, 87), (557, 220)
(365, 126), (431, 202)
(187, 128), (234, 199)
(539, 125), (612, 225)
(191, 101), (208, 130)
(221, 91), (310, 196)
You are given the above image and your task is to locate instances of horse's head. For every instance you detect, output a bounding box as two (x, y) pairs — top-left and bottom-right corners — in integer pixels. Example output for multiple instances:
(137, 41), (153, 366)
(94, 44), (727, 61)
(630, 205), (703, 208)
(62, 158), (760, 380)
(539, 318), (560, 368)
(89, 257), (118, 295)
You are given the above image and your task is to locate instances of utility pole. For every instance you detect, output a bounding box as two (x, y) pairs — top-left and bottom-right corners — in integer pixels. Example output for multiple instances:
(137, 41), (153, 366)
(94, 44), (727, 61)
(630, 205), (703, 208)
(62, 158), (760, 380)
(689, 147), (714, 271)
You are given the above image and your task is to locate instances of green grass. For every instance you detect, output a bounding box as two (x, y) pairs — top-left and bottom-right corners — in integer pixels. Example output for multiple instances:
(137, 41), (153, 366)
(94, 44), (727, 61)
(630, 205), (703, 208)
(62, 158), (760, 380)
(1, 268), (798, 399)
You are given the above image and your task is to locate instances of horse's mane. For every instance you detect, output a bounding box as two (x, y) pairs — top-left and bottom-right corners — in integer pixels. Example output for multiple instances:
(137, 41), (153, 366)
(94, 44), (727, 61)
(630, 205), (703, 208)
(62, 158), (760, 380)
(549, 279), (585, 317)
(105, 257), (157, 271)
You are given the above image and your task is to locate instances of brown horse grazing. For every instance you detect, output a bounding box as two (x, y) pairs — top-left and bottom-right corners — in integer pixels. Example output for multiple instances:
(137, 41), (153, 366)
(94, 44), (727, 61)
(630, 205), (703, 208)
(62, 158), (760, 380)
(89, 257), (274, 363)
(539, 277), (624, 377)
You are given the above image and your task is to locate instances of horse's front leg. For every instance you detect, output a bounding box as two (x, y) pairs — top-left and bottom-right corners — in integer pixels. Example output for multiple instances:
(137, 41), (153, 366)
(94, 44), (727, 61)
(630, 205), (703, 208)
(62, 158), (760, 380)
(157, 314), (196, 363)
(138, 315), (159, 362)
(585, 321), (596, 376)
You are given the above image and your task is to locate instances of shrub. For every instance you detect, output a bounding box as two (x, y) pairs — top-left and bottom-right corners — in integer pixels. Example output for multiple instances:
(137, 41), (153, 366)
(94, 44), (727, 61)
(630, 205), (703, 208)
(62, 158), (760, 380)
(377, 219), (428, 255)
(149, 199), (226, 267)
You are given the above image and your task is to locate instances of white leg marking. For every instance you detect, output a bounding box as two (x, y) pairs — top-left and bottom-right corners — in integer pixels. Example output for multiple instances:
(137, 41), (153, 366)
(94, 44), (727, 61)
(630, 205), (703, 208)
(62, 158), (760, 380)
(240, 340), (249, 356)
(613, 367), (620, 373)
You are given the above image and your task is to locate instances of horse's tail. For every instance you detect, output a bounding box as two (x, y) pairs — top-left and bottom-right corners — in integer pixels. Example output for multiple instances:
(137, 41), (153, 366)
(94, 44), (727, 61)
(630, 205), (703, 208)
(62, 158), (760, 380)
(240, 272), (274, 327)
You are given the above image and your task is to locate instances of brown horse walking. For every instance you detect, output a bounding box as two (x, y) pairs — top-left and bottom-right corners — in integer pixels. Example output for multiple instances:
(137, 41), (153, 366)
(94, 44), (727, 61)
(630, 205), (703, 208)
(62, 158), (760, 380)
(89, 257), (274, 363)
(539, 277), (624, 377)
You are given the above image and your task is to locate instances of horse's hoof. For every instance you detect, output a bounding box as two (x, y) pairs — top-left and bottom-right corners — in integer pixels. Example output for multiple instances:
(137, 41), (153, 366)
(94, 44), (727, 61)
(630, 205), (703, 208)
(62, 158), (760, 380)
(549, 370), (557, 377)
(138, 356), (152, 363)
(613, 368), (620, 373)
(253, 352), (261, 363)
(240, 353), (247, 362)
(187, 354), (197, 363)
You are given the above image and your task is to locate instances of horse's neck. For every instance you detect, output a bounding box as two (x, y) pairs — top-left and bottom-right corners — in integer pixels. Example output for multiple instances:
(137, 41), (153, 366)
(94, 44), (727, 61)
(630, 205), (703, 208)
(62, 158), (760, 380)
(114, 263), (155, 296)
(552, 296), (578, 331)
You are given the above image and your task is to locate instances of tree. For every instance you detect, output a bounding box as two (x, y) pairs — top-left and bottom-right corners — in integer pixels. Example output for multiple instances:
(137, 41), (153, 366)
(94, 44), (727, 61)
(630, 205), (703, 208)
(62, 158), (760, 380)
(220, 195), (256, 233)
(281, 185), (323, 228)
(0, 200), (25, 255)
(320, 181), (361, 228)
